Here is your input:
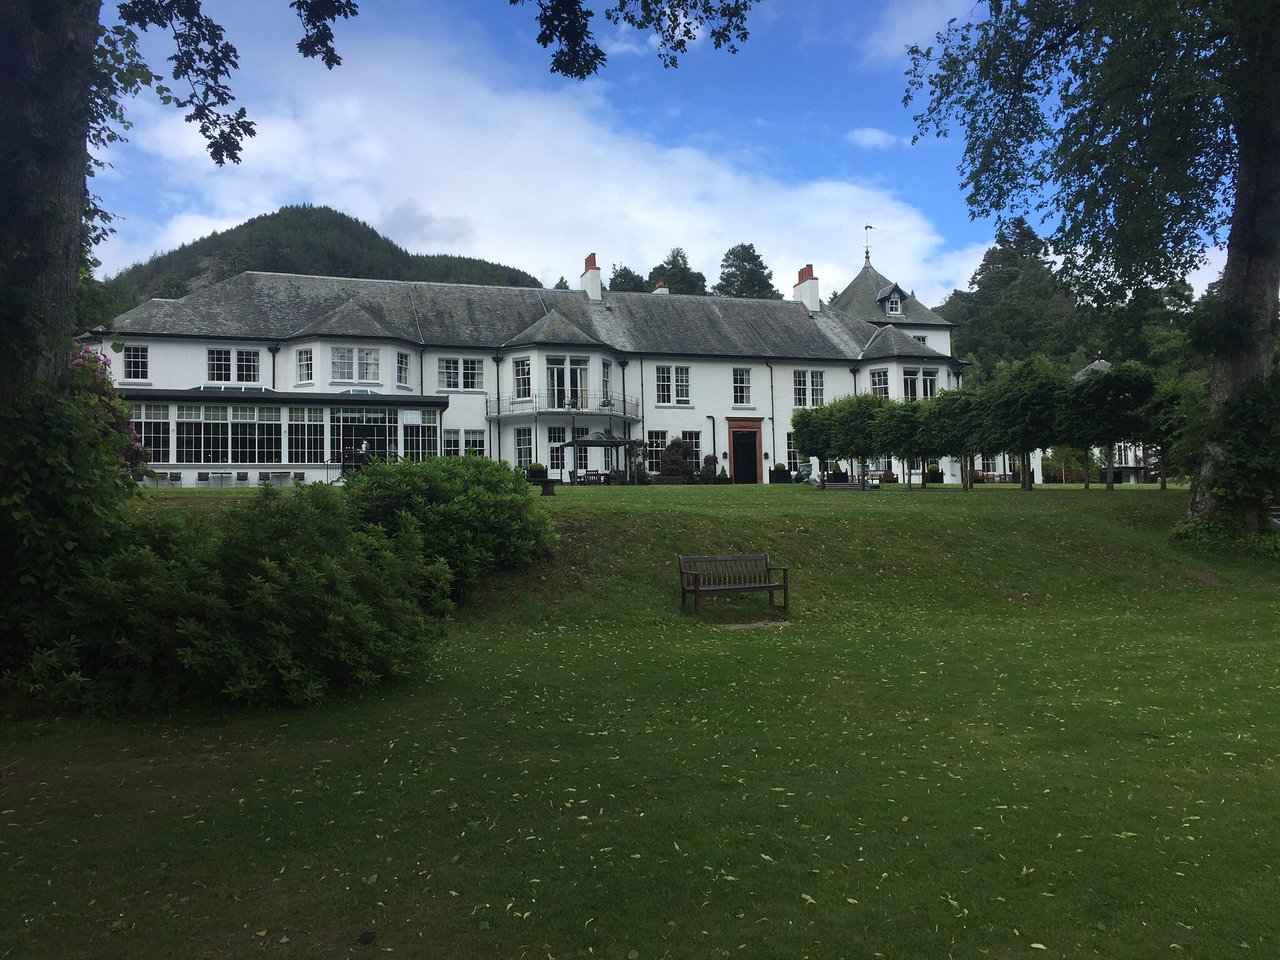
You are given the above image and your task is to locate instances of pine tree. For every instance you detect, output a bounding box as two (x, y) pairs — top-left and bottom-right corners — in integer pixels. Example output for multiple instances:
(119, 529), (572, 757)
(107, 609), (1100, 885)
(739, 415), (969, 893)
(647, 248), (707, 295)
(607, 264), (647, 292)
(712, 242), (782, 299)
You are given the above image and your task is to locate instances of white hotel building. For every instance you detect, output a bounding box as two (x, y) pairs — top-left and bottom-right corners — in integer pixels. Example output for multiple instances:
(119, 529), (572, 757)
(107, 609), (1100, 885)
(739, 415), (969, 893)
(94, 253), (966, 485)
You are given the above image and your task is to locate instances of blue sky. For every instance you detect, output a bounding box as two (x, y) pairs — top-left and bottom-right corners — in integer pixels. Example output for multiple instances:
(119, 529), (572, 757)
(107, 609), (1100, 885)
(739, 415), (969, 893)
(88, 1), (1225, 304)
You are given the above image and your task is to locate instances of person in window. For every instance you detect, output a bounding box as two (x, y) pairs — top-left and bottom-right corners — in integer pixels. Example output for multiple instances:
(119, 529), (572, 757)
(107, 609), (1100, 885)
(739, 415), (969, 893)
(357, 438), (370, 467)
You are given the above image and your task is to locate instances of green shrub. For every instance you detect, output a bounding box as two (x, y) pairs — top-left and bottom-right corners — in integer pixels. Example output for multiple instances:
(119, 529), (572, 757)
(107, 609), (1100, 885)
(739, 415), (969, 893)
(0, 347), (143, 674)
(6, 485), (452, 714)
(344, 457), (556, 595)
(1173, 515), (1280, 561)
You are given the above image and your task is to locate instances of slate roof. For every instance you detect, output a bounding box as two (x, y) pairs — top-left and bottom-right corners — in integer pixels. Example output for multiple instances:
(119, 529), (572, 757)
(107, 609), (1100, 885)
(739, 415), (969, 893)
(106, 270), (953, 365)
(858, 325), (953, 362)
(503, 309), (602, 349)
(1073, 358), (1112, 381)
(830, 256), (952, 327)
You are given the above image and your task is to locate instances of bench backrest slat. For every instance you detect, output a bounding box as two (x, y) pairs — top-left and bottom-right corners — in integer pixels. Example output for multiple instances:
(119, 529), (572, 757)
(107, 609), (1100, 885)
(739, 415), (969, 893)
(680, 554), (771, 586)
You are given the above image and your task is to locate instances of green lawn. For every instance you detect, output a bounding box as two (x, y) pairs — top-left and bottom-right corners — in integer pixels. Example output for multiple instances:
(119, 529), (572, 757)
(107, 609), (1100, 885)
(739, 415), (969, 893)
(3, 485), (1277, 959)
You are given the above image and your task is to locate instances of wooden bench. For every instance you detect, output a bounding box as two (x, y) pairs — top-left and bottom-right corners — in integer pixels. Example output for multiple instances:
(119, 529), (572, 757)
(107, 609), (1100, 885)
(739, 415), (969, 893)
(678, 554), (789, 615)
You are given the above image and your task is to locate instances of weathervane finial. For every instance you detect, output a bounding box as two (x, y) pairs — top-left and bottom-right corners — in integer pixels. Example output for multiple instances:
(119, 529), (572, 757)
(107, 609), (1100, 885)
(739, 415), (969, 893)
(863, 224), (875, 262)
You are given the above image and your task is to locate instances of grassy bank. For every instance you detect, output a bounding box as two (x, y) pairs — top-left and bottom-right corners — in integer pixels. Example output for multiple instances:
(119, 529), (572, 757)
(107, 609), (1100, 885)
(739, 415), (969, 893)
(2, 485), (1277, 958)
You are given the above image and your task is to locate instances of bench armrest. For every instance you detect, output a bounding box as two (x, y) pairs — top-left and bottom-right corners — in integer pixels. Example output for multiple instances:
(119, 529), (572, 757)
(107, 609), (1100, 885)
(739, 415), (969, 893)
(681, 571), (702, 589)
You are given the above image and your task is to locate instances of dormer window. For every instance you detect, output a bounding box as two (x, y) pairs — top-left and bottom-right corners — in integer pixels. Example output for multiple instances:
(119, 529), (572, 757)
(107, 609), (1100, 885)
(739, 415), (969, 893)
(887, 295), (901, 316)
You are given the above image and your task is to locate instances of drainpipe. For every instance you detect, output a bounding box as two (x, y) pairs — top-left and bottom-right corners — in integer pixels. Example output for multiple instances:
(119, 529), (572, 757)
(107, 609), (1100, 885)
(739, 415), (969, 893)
(638, 356), (646, 451)
(492, 354), (504, 463)
(268, 342), (280, 389)
(619, 359), (631, 478)
(706, 415), (716, 474)
(765, 361), (776, 471)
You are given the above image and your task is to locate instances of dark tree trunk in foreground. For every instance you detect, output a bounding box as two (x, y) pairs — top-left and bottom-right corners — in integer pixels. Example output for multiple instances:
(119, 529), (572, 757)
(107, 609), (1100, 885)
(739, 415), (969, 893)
(0, 0), (101, 404)
(1188, 53), (1280, 533)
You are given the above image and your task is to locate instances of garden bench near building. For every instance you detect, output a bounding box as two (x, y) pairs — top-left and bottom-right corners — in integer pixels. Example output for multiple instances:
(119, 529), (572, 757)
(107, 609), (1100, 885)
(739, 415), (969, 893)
(678, 554), (789, 615)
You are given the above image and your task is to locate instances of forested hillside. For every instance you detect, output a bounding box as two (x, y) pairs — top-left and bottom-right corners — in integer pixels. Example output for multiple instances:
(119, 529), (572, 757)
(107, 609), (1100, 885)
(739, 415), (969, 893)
(107, 205), (541, 304)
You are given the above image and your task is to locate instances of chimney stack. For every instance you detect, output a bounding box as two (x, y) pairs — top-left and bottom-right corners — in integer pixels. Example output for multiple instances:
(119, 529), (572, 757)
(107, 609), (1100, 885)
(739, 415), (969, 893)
(653, 280), (669, 295)
(793, 264), (820, 312)
(581, 252), (602, 301)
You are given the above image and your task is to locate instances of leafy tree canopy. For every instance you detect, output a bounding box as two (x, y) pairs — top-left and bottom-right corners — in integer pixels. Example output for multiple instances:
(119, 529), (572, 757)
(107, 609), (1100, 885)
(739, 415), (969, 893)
(647, 247), (707, 296)
(712, 242), (781, 299)
(937, 218), (1079, 380)
(607, 264), (648, 293)
(908, 1), (1280, 527)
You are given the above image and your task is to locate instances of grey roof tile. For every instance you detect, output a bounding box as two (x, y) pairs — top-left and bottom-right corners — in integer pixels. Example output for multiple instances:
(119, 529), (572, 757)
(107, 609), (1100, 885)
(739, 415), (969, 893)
(831, 257), (952, 327)
(859, 325), (953, 362)
(503, 308), (603, 348)
(109, 269), (950, 364)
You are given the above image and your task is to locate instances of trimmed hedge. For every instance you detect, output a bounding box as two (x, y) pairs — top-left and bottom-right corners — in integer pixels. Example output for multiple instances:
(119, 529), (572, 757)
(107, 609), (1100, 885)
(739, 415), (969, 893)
(343, 456), (557, 596)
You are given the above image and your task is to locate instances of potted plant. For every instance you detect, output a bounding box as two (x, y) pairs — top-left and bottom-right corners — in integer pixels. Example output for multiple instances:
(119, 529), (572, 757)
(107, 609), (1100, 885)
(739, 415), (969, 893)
(715, 466), (732, 484)
(828, 468), (849, 483)
(526, 462), (547, 480)
(770, 462), (791, 484)
(924, 462), (944, 483)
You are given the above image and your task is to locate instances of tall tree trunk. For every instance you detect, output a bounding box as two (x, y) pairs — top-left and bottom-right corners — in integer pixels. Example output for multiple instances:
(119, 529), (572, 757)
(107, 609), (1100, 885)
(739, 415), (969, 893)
(1105, 444), (1115, 492)
(1021, 450), (1033, 490)
(1083, 449), (1091, 489)
(1159, 445), (1167, 491)
(1188, 28), (1280, 533)
(0, 0), (101, 404)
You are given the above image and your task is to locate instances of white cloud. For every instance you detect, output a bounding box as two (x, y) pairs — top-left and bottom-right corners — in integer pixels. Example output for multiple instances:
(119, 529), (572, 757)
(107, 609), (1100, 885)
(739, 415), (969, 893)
(94, 15), (978, 308)
(862, 0), (975, 65)
(846, 127), (903, 150)
(1186, 244), (1226, 295)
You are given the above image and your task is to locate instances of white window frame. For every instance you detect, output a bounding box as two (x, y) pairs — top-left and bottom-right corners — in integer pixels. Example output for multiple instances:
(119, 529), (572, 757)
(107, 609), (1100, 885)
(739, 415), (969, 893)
(922, 368), (938, 399)
(236, 349), (260, 384)
(443, 428), (461, 457)
(513, 358), (531, 399)
(356, 347), (379, 382)
(870, 369), (889, 398)
(646, 430), (667, 473)
(396, 351), (410, 386)
(463, 429), (485, 456)
(903, 368), (919, 402)
(548, 426), (566, 470)
(655, 365), (673, 405)
(602, 360), (612, 399)
(207, 348), (232, 383)
(793, 370), (808, 407)
(681, 430), (701, 465)
(733, 368), (752, 406)
(887, 295), (901, 316)
(331, 347), (354, 382)
(811, 370), (824, 406)
(463, 358), (484, 390)
(123, 345), (148, 381)
(515, 427), (533, 468)
(675, 365), (691, 405)
(297, 348), (313, 384)
(438, 357), (460, 390)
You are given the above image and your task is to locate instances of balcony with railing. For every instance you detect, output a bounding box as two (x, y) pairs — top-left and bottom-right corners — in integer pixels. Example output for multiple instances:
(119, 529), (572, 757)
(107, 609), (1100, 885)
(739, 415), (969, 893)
(486, 390), (640, 420)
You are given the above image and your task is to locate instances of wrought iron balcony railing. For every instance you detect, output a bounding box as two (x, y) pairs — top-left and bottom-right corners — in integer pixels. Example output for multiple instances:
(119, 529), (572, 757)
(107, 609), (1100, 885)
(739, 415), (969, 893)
(486, 390), (640, 419)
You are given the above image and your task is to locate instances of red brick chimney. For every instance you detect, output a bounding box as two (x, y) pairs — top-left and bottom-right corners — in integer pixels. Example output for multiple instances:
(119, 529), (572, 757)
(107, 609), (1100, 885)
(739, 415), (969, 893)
(792, 264), (820, 311)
